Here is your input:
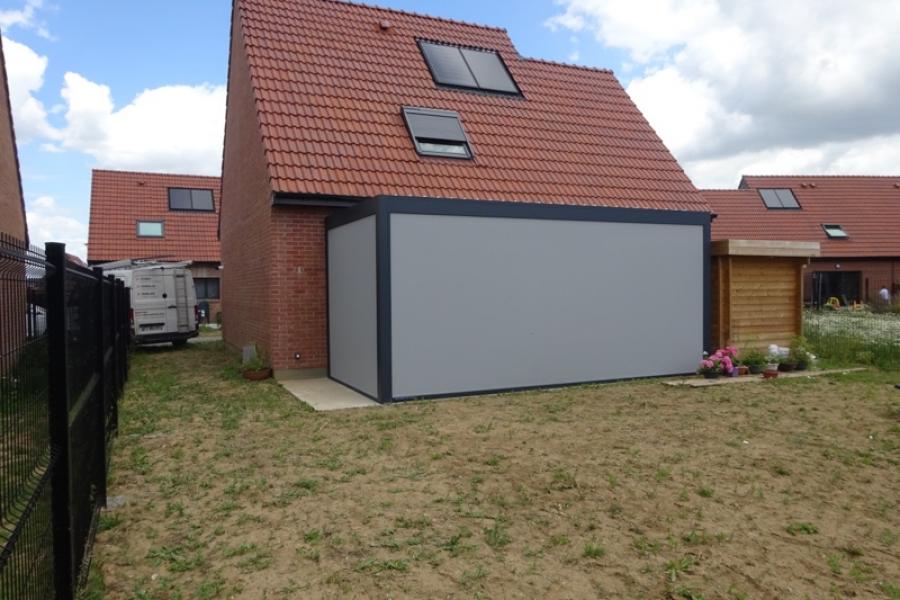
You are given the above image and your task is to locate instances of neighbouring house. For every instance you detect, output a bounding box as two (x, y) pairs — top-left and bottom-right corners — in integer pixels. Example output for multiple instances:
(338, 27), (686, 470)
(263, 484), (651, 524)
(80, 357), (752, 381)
(220, 0), (711, 400)
(0, 34), (26, 241)
(704, 176), (900, 307)
(0, 32), (30, 370)
(88, 170), (223, 322)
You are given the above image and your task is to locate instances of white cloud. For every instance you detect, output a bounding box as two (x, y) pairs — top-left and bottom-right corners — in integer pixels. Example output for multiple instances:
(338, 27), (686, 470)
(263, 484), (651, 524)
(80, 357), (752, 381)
(3, 37), (225, 174)
(683, 133), (900, 189)
(0, 0), (51, 39)
(567, 49), (580, 62)
(547, 0), (720, 62)
(547, 0), (900, 187)
(55, 73), (226, 175)
(1, 36), (56, 141)
(25, 195), (88, 260)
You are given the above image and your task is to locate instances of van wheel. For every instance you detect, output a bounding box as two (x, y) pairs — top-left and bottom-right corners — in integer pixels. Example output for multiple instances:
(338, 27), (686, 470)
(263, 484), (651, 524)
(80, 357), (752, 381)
(173, 340), (188, 347)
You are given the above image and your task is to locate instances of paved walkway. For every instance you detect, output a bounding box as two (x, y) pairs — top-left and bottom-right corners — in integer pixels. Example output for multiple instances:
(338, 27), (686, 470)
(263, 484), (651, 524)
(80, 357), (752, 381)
(189, 335), (222, 344)
(278, 377), (379, 411)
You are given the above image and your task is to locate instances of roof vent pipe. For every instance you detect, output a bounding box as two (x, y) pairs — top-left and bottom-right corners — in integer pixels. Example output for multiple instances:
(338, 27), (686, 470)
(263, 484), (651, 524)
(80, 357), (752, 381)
(379, 19), (392, 31)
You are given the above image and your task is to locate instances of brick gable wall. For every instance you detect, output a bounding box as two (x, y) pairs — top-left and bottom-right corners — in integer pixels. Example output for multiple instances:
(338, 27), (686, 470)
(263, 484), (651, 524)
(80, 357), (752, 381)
(0, 37), (26, 241)
(220, 10), (275, 357)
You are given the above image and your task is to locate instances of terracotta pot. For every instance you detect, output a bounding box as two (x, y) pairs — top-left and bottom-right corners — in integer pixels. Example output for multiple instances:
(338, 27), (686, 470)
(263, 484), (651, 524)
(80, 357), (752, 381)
(738, 366), (750, 376)
(778, 362), (797, 372)
(763, 369), (779, 379)
(242, 367), (272, 381)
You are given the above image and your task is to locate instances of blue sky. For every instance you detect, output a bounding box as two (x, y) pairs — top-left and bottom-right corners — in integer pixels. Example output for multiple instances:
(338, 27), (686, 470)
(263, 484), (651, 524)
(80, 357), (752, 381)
(3, 0), (899, 258)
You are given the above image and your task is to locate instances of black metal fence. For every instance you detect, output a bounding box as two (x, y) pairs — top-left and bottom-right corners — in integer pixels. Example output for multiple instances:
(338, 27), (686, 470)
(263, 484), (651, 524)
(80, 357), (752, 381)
(0, 237), (130, 599)
(804, 308), (900, 368)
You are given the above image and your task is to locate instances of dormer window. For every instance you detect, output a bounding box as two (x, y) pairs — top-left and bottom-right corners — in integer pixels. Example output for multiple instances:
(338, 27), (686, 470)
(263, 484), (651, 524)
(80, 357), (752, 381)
(823, 224), (848, 239)
(402, 107), (473, 159)
(418, 40), (521, 96)
(759, 188), (800, 209)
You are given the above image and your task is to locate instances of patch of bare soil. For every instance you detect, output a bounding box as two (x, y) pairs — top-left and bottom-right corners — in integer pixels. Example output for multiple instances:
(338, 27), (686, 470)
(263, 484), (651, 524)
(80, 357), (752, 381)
(88, 345), (900, 600)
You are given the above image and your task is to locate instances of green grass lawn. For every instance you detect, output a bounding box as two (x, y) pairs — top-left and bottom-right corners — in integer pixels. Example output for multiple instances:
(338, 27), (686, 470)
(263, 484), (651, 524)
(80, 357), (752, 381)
(83, 343), (900, 599)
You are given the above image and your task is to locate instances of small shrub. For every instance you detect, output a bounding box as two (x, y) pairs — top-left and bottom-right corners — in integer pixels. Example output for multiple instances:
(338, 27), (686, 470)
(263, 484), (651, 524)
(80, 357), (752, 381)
(786, 522), (818, 536)
(484, 521), (510, 549)
(582, 542), (605, 559)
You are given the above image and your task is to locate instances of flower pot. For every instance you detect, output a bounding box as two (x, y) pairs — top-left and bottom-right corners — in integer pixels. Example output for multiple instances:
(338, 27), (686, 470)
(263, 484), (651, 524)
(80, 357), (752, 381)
(702, 372), (720, 380)
(738, 366), (750, 376)
(778, 362), (797, 373)
(763, 369), (779, 379)
(796, 361), (808, 371)
(242, 367), (272, 381)
(729, 369), (740, 377)
(766, 363), (779, 372)
(747, 364), (763, 375)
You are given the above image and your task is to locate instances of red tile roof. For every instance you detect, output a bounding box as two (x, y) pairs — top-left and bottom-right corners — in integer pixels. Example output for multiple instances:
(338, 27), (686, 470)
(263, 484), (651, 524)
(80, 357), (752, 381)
(88, 170), (222, 263)
(234, 0), (707, 212)
(704, 175), (900, 258)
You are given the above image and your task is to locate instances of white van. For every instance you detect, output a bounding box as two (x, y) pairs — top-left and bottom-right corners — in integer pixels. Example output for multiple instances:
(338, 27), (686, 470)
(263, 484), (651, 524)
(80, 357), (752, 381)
(100, 260), (200, 346)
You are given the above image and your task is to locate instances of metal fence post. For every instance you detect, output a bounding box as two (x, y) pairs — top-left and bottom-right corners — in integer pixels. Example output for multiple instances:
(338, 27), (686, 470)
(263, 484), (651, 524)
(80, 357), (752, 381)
(120, 279), (130, 385)
(93, 268), (108, 506)
(45, 242), (74, 600)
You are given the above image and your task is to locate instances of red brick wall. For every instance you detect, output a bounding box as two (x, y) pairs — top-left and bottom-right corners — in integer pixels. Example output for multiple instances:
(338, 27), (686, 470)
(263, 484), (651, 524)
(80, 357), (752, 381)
(268, 207), (331, 370)
(805, 258), (899, 303)
(220, 11), (274, 356)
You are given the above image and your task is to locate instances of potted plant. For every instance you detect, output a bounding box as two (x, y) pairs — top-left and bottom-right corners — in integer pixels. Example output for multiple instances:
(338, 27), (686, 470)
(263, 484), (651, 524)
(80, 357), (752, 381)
(763, 354), (780, 379)
(242, 347), (272, 380)
(789, 336), (811, 371)
(740, 348), (766, 375)
(777, 355), (798, 372)
(697, 347), (736, 379)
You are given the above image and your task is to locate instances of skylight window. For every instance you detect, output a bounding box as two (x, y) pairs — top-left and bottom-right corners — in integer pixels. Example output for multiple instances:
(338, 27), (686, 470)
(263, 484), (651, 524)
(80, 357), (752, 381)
(137, 221), (164, 237)
(759, 188), (800, 209)
(169, 188), (214, 211)
(402, 107), (473, 159)
(823, 224), (848, 239)
(419, 40), (520, 95)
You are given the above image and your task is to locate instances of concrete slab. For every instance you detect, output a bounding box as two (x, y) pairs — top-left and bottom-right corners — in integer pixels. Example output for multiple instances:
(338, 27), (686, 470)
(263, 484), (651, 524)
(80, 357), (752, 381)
(279, 377), (379, 411)
(663, 367), (867, 388)
(189, 335), (222, 344)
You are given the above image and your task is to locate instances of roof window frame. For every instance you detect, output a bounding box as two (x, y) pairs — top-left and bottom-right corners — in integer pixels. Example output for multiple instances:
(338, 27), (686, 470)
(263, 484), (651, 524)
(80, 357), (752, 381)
(402, 106), (474, 160)
(136, 220), (164, 238)
(417, 39), (523, 98)
(758, 188), (801, 210)
(822, 224), (849, 239)
(168, 187), (216, 212)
